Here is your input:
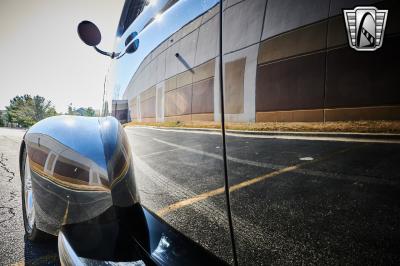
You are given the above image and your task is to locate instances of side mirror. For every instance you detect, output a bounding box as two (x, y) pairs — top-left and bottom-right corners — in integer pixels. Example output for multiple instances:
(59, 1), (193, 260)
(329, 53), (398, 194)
(77, 20), (113, 58)
(77, 21), (101, 46)
(125, 32), (139, 54)
(77, 20), (139, 59)
(126, 39), (140, 54)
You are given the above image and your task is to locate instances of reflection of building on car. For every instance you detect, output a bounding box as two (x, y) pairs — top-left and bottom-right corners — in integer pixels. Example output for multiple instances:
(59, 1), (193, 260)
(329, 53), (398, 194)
(114, 0), (400, 124)
(26, 134), (109, 191)
(112, 100), (129, 124)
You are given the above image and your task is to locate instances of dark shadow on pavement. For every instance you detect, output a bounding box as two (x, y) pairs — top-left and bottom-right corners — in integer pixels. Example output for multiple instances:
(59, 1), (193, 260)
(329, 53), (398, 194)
(24, 235), (60, 265)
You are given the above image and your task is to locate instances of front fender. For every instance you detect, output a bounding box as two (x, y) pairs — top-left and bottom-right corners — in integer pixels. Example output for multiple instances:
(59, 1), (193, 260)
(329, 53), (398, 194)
(23, 115), (139, 235)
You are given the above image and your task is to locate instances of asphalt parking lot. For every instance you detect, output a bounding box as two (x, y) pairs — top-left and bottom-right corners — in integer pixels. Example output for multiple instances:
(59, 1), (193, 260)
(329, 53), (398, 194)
(1, 126), (399, 265)
(126, 126), (400, 265)
(0, 128), (59, 265)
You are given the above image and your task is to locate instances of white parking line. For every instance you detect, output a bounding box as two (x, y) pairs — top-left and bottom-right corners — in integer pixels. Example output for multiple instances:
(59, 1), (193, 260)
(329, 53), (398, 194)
(141, 147), (182, 158)
(152, 138), (398, 187)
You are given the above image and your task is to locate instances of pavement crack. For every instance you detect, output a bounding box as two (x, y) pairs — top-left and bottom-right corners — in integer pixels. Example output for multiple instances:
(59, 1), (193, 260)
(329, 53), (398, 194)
(0, 153), (16, 182)
(8, 191), (17, 202)
(0, 206), (16, 225)
(1, 153), (8, 161)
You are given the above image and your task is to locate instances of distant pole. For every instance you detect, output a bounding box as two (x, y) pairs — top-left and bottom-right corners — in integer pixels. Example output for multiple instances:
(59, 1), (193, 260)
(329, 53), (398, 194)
(102, 77), (106, 117)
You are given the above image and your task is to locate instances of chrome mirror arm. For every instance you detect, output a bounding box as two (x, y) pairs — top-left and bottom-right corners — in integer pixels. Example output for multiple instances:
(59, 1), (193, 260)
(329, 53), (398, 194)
(93, 46), (119, 59)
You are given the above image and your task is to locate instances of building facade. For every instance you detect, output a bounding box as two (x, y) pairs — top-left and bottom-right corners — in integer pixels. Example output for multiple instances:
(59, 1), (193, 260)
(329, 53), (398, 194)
(117, 0), (400, 123)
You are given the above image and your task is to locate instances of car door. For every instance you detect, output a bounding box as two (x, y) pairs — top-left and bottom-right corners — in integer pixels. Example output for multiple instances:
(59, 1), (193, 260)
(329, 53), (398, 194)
(221, 0), (400, 265)
(106, 0), (236, 264)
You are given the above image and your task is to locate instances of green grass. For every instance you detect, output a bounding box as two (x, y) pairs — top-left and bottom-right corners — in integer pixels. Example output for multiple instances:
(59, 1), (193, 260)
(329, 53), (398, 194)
(124, 120), (400, 134)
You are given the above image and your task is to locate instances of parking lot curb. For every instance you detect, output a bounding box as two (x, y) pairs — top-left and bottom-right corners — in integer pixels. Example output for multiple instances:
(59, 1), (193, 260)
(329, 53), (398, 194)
(125, 126), (400, 141)
(225, 130), (400, 140)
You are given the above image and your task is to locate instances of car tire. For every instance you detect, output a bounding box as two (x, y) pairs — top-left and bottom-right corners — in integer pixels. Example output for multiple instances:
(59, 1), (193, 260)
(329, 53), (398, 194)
(21, 147), (49, 241)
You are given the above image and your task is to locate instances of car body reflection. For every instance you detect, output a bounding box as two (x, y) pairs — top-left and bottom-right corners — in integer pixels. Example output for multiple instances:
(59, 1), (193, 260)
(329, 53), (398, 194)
(23, 116), (138, 234)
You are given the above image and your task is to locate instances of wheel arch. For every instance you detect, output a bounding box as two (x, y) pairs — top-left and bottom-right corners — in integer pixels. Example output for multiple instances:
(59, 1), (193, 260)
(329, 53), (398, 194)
(19, 139), (26, 176)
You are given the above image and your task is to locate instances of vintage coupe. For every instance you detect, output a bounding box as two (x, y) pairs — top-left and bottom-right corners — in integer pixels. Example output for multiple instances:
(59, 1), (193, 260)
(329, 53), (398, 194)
(20, 0), (400, 265)
(20, 115), (221, 265)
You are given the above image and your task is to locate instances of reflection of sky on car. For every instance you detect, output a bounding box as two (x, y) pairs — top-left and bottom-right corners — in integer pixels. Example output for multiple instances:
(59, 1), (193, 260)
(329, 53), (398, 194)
(114, 0), (219, 98)
(120, 0), (170, 37)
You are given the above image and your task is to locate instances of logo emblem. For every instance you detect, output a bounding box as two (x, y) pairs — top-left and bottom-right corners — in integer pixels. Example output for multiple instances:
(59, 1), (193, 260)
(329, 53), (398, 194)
(343, 6), (388, 51)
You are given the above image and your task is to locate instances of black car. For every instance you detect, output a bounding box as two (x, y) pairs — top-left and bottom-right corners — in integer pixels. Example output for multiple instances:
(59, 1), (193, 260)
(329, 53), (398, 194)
(20, 0), (400, 265)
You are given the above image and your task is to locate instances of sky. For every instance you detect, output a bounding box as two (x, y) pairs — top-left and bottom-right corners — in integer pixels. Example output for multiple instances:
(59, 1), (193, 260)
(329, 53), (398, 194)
(0, 0), (125, 113)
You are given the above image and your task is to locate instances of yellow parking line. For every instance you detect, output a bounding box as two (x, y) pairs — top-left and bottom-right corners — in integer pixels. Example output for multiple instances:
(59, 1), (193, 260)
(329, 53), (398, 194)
(156, 164), (299, 217)
(229, 164), (298, 193)
(156, 146), (360, 217)
(157, 187), (225, 216)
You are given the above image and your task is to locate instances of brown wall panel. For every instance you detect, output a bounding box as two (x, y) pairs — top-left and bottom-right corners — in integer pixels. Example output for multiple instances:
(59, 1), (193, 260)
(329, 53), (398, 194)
(165, 90), (177, 116)
(164, 114), (192, 122)
(192, 78), (214, 114)
(292, 109), (324, 122)
(325, 106), (400, 121)
(141, 117), (156, 122)
(193, 59), (215, 82)
(192, 113), (214, 121)
(129, 97), (137, 120)
(256, 52), (326, 112)
(141, 97), (156, 118)
(327, 15), (347, 48)
(325, 36), (400, 108)
(375, 0), (400, 35)
(114, 109), (128, 121)
(141, 86), (156, 101)
(329, 0), (380, 16)
(176, 85), (193, 115)
(262, 0), (330, 40)
(177, 70), (193, 88)
(130, 110), (136, 120)
(256, 109), (324, 122)
(225, 58), (245, 114)
(28, 145), (48, 167)
(259, 21), (327, 64)
(156, 87), (163, 118)
(165, 76), (177, 92)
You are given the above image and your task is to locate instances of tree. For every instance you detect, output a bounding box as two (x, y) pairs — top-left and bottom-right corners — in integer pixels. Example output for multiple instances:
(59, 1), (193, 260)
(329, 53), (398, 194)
(85, 107), (96, 117)
(32, 95), (57, 120)
(0, 112), (4, 127)
(67, 103), (74, 115)
(5, 94), (58, 127)
(66, 104), (96, 117)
